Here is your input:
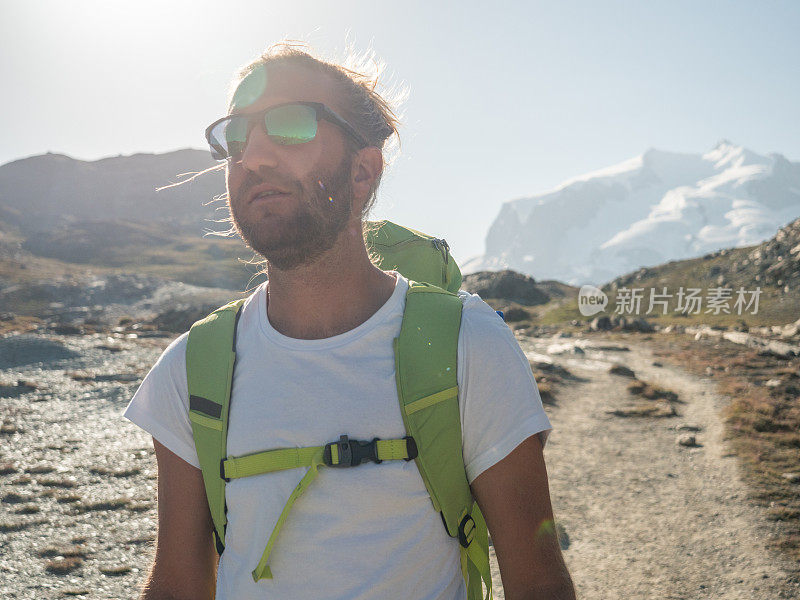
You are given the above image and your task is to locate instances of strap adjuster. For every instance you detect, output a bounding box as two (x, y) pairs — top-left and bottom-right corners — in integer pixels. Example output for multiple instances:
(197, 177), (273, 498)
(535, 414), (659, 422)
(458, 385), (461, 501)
(220, 458), (230, 482)
(458, 514), (475, 548)
(323, 435), (382, 467)
(403, 436), (418, 461)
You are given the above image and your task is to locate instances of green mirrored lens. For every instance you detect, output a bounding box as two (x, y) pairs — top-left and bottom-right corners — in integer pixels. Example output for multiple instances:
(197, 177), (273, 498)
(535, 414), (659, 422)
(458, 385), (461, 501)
(264, 104), (317, 145)
(209, 117), (248, 158)
(224, 117), (249, 155)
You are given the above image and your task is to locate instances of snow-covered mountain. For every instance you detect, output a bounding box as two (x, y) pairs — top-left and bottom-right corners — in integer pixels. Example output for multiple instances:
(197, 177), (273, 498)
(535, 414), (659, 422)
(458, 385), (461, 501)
(464, 141), (800, 286)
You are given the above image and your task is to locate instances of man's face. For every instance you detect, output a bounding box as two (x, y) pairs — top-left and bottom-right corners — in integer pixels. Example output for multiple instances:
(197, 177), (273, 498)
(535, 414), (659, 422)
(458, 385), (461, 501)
(225, 65), (356, 271)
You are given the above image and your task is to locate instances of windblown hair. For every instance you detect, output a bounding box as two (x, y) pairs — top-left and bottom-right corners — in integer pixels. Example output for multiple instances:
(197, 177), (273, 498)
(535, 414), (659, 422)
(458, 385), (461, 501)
(231, 40), (404, 218)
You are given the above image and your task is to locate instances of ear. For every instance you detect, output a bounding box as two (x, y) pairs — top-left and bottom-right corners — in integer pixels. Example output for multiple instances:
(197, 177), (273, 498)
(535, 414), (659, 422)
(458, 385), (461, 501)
(350, 146), (384, 212)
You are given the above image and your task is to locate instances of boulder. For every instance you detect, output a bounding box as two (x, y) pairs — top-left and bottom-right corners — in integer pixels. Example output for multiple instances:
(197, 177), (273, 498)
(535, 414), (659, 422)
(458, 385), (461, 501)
(461, 270), (549, 306)
(149, 304), (220, 333)
(590, 316), (613, 331)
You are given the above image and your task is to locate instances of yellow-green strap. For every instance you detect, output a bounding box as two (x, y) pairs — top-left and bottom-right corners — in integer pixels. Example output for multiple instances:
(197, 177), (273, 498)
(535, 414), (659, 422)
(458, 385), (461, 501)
(458, 506), (492, 600)
(223, 447), (323, 480)
(464, 539), (493, 599)
(189, 410), (223, 431)
(374, 439), (413, 461)
(405, 386), (458, 415)
(222, 439), (413, 479)
(251, 448), (325, 581)
(232, 437), (413, 581)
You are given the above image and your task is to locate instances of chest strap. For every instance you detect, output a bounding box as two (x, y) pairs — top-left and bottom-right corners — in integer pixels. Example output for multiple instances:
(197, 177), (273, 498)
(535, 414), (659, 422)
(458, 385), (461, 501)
(221, 436), (417, 582)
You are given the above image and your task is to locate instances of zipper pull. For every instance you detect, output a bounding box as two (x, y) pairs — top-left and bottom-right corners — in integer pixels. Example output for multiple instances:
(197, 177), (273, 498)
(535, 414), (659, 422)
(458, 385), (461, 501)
(432, 238), (451, 286)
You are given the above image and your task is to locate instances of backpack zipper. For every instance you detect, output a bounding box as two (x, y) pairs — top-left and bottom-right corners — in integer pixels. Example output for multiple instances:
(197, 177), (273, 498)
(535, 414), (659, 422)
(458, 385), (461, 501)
(431, 238), (450, 286)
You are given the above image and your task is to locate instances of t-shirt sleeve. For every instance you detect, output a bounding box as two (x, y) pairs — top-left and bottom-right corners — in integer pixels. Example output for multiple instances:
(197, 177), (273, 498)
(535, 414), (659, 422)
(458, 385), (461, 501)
(122, 332), (201, 468)
(457, 292), (553, 484)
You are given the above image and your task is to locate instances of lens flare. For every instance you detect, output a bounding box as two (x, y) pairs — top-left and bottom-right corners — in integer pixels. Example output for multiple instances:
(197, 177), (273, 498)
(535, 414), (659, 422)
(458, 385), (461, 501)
(231, 64), (268, 110)
(536, 519), (555, 538)
(317, 179), (334, 202)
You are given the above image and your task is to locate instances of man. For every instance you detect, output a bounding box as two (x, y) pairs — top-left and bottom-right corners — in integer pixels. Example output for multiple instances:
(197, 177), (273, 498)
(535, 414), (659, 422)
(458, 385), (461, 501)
(124, 43), (576, 600)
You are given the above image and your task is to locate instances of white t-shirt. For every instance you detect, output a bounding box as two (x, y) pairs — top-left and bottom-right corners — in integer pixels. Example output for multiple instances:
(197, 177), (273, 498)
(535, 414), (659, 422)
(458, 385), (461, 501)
(123, 271), (552, 600)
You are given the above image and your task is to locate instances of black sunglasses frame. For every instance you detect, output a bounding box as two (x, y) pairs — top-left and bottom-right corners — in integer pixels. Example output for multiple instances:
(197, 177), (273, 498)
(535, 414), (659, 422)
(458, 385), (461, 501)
(205, 101), (368, 160)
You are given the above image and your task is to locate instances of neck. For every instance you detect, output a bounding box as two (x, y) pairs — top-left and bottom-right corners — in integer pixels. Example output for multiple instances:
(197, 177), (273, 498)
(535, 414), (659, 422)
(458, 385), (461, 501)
(264, 220), (397, 339)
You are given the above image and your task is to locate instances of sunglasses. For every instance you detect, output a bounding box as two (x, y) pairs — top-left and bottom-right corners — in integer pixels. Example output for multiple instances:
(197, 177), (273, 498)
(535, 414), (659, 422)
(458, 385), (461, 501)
(205, 101), (368, 160)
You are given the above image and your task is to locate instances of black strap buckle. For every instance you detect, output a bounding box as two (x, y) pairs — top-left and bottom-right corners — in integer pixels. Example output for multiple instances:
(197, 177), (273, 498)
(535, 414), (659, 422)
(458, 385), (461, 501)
(213, 528), (225, 555)
(458, 514), (476, 548)
(323, 435), (383, 467)
(219, 458), (230, 482)
(403, 436), (418, 461)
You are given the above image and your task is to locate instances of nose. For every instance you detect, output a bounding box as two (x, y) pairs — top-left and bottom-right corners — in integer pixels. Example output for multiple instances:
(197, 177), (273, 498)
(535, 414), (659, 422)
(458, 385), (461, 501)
(237, 121), (280, 173)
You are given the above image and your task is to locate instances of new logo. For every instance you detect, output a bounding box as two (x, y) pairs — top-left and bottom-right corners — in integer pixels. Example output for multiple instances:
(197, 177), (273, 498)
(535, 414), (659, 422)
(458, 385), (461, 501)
(578, 285), (608, 316)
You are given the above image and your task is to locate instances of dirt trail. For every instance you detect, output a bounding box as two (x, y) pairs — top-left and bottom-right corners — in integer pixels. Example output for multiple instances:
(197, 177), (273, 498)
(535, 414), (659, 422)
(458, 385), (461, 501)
(503, 334), (799, 600)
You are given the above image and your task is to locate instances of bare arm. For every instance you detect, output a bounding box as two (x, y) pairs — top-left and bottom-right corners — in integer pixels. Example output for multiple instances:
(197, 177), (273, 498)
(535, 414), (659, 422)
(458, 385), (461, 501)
(470, 434), (576, 600)
(139, 438), (218, 600)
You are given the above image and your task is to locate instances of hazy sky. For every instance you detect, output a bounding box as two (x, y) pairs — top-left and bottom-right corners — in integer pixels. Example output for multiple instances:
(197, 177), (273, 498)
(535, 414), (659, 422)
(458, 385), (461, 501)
(2, 0), (799, 261)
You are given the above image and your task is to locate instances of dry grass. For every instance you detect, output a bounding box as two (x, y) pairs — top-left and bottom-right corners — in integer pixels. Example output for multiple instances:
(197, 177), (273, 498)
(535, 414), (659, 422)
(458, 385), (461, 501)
(609, 364), (636, 378)
(125, 535), (155, 546)
(56, 493), (82, 504)
(609, 402), (677, 418)
(73, 496), (130, 513)
(626, 380), (679, 402)
(39, 477), (78, 488)
(1, 422), (21, 434)
(27, 464), (56, 474)
(89, 466), (141, 477)
(0, 517), (47, 533)
(38, 545), (89, 559)
(3, 491), (34, 504)
(44, 556), (83, 575)
(603, 373), (682, 419)
(529, 360), (580, 405)
(99, 564), (132, 576)
(0, 315), (42, 335)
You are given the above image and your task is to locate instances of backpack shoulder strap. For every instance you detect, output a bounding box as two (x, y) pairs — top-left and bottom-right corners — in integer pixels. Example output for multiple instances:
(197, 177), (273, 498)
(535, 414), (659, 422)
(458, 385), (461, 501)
(186, 297), (246, 553)
(395, 281), (492, 599)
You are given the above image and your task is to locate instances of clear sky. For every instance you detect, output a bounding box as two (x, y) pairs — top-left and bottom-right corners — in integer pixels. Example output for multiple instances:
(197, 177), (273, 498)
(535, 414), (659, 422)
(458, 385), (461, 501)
(2, 0), (799, 262)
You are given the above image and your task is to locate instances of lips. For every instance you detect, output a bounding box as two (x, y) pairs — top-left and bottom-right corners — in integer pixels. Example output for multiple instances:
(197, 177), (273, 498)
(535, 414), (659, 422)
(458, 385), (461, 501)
(247, 184), (292, 204)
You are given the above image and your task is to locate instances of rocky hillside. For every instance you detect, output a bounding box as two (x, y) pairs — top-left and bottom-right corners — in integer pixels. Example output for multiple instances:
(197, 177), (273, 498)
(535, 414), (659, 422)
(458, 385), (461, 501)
(603, 215), (800, 322)
(529, 216), (800, 328)
(608, 216), (800, 294)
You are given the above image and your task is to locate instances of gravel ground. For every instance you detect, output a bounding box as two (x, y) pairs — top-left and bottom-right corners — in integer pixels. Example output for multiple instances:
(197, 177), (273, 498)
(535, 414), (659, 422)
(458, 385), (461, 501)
(2, 330), (798, 599)
(1, 332), (167, 600)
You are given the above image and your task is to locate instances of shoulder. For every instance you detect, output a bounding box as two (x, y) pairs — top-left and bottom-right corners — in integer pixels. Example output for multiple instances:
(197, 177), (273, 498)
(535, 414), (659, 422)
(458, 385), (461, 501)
(456, 289), (511, 345)
(153, 331), (189, 372)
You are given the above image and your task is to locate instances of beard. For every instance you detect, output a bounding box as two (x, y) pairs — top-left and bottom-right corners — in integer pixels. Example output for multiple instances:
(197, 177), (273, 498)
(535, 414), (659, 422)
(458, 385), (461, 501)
(228, 153), (354, 271)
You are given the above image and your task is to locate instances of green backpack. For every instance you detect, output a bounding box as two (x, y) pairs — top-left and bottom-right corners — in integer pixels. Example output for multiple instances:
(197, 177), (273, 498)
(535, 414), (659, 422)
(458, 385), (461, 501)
(364, 220), (462, 293)
(186, 221), (492, 599)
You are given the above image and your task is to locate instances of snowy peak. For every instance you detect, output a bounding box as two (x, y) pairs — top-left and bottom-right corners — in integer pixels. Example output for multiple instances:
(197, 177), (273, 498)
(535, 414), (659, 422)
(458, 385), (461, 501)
(469, 142), (800, 286)
(702, 140), (771, 170)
